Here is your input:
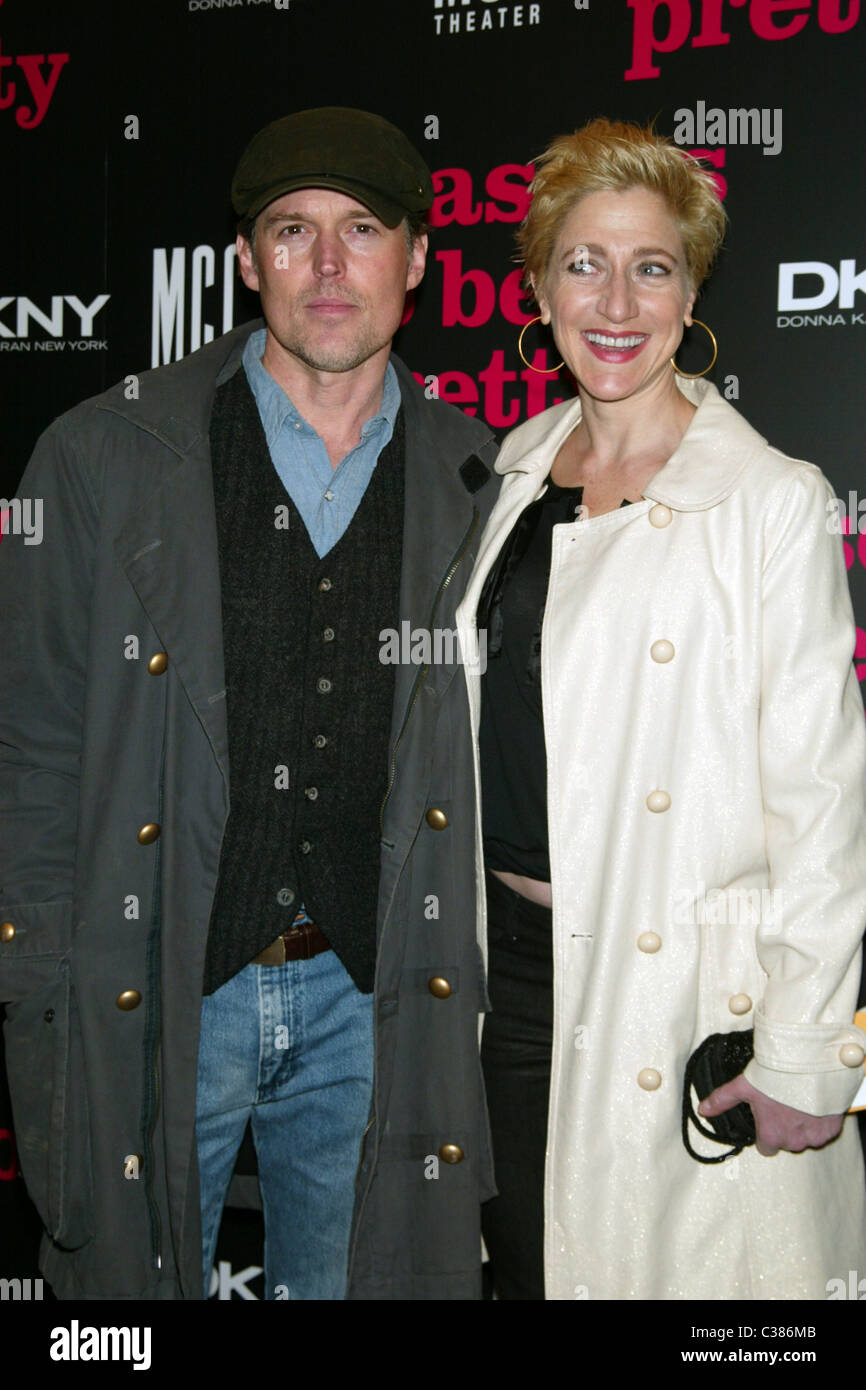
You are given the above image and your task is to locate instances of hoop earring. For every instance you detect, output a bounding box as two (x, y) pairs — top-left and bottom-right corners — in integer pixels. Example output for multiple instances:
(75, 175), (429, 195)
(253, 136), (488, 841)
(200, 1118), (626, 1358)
(518, 316), (564, 374)
(670, 318), (717, 378)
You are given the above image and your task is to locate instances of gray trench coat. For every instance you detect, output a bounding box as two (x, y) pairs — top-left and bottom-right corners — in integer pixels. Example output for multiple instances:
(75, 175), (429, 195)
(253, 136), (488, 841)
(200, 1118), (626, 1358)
(0, 321), (498, 1300)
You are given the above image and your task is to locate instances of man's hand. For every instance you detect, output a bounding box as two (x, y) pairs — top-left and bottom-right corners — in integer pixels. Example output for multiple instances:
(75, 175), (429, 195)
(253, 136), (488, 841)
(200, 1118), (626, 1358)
(699, 1073), (844, 1156)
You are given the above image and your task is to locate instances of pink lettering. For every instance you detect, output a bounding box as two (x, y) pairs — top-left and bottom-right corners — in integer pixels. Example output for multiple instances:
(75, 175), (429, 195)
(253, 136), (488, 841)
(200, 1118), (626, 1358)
(437, 250), (496, 328)
(749, 0), (810, 39)
(625, 0), (692, 80)
(817, 0), (860, 31)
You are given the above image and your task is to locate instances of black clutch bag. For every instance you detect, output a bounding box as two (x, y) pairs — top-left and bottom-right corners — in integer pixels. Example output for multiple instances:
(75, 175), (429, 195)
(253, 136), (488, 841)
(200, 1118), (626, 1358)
(682, 1030), (756, 1163)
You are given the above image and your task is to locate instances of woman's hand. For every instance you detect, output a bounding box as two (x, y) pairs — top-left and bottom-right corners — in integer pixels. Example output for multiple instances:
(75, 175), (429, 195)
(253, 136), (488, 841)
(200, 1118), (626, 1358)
(699, 1074), (845, 1156)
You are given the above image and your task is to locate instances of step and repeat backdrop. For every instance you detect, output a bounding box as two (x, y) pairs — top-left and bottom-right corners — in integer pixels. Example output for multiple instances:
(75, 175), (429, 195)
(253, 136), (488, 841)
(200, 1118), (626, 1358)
(1, 0), (865, 1301)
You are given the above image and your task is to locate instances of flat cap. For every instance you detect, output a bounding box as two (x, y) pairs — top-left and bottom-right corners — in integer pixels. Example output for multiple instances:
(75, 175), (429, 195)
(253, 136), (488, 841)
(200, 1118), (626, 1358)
(232, 106), (433, 228)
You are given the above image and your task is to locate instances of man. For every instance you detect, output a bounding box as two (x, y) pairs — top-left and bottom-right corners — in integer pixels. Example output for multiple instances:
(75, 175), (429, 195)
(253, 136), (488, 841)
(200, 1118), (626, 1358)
(0, 107), (498, 1300)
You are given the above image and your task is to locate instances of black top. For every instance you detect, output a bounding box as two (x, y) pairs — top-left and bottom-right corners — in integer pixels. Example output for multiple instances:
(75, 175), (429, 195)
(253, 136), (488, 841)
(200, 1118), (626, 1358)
(479, 479), (632, 882)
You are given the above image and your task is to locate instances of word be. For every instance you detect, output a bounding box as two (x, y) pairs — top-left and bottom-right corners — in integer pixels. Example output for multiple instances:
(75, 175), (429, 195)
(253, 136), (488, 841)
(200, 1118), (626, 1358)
(626, 0), (860, 81)
(672, 102), (782, 155)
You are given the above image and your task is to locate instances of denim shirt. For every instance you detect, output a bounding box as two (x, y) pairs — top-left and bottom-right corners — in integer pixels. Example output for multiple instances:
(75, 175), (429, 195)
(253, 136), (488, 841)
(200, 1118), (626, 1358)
(241, 327), (401, 559)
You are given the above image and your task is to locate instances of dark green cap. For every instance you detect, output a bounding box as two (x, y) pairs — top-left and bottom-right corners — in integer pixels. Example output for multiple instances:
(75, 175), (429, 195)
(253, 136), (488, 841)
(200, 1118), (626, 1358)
(231, 106), (433, 228)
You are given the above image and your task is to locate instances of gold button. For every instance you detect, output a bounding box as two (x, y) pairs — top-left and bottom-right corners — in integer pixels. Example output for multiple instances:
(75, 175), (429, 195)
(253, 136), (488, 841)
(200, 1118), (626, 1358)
(840, 1043), (865, 1068)
(428, 977), (452, 999)
(728, 993), (753, 1015)
(426, 808), (448, 831)
(637, 931), (662, 953)
(116, 989), (142, 1011)
(147, 652), (168, 675)
(646, 790), (671, 813)
(438, 1143), (464, 1164)
(137, 823), (160, 845)
(648, 504), (673, 528)
(637, 1068), (662, 1091)
(0, 921), (15, 942)
(650, 639), (674, 663)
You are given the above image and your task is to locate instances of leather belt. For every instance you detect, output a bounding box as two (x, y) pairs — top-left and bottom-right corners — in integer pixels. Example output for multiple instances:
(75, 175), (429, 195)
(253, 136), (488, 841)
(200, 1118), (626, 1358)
(253, 921), (332, 966)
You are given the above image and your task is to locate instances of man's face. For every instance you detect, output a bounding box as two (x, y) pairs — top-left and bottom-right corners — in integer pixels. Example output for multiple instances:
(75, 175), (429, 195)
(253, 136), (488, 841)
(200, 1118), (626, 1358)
(237, 188), (427, 376)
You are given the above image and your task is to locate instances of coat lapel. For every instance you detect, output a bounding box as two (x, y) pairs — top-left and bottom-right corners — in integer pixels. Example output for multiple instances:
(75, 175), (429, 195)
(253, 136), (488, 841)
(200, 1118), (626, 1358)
(112, 425), (229, 785)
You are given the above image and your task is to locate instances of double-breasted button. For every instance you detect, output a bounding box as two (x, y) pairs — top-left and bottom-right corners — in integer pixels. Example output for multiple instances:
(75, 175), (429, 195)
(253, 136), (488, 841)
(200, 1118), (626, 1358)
(318, 577), (332, 592)
(637, 1068), (662, 1091)
(116, 989), (142, 1011)
(637, 931), (662, 953)
(840, 1043), (865, 1068)
(426, 808), (448, 831)
(147, 653), (168, 675)
(648, 504), (673, 528)
(650, 640), (675, 663)
(0, 921), (15, 942)
(428, 977), (452, 999)
(439, 1144), (464, 1164)
(322, 627), (335, 643)
(137, 823), (160, 844)
(312, 734), (328, 749)
(317, 677), (332, 694)
(646, 790), (671, 813)
(304, 787), (318, 801)
(728, 993), (753, 1015)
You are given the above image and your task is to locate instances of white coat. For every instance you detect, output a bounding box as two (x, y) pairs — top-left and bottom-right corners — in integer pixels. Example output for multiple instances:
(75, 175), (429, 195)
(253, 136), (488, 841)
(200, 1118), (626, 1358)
(456, 376), (866, 1300)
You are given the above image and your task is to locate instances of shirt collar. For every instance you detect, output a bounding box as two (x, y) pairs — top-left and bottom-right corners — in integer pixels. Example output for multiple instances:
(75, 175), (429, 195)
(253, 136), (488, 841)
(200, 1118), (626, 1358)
(242, 326), (401, 450)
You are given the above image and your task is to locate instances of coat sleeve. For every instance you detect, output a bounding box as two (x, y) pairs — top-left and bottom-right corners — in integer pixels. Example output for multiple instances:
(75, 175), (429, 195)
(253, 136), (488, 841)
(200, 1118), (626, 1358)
(0, 416), (98, 987)
(744, 459), (866, 1114)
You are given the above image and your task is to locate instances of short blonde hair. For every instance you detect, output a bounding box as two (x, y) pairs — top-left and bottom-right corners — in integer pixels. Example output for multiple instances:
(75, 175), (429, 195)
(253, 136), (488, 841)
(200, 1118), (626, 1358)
(519, 118), (727, 299)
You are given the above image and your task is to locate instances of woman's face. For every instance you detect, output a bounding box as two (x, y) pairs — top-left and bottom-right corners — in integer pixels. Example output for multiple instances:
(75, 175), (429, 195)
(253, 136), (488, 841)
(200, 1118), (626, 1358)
(534, 186), (696, 407)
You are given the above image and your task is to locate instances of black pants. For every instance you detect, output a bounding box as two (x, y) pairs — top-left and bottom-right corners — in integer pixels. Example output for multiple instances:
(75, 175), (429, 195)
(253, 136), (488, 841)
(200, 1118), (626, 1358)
(481, 868), (553, 1300)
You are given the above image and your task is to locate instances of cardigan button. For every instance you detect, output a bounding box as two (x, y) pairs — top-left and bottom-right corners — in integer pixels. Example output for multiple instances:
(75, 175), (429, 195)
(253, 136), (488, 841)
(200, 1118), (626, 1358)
(728, 993), (753, 1015)
(637, 1068), (662, 1091)
(426, 808), (448, 831)
(312, 734), (328, 749)
(317, 677), (332, 694)
(439, 1144), (464, 1164)
(646, 790), (671, 813)
(322, 627), (335, 643)
(137, 823), (160, 844)
(298, 839), (312, 855)
(428, 977), (452, 999)
(116, 989), (142, 1011)
(0, 921), (15, 942)
(650, 639), (674, 663)
(648, 504), (673, 528)
(637, 931), (662, 953)
(147, 652), (168, 675)
(318, 577), (333, 592)
(840, 1043), (865, 1068)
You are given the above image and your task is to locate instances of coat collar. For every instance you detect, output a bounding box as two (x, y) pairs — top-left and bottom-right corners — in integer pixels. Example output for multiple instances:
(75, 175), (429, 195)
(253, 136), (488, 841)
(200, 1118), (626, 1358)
(495, 377), (768, 512)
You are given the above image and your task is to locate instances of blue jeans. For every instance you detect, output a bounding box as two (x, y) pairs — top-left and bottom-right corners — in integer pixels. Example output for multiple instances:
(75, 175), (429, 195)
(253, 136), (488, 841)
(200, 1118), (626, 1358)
(195, 949), (374, 1300)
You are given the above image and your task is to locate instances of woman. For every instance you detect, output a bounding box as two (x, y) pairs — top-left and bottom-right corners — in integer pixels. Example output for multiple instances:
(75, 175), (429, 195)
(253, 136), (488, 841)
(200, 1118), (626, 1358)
(456, 119), (866, 1299)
